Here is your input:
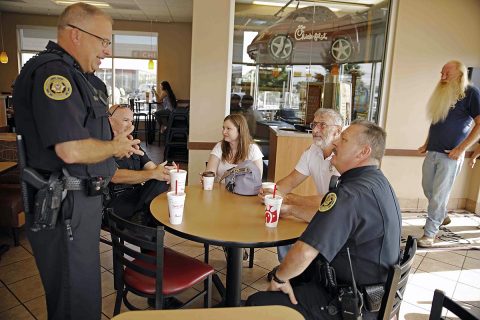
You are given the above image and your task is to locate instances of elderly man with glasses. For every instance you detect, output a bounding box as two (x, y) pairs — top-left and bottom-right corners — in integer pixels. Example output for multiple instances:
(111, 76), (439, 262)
(106, 104), (175, 225)
(259, 108), (343, 261)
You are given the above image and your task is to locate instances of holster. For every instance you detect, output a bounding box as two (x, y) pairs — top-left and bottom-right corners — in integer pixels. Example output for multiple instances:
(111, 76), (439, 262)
(31, 172), (65, 231)
(361, 284), (384, 312)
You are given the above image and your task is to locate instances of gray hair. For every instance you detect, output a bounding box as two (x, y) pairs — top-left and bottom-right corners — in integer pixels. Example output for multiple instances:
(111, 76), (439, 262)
(351, 119), (386, 162)
(314, 108), (343, 126)
(58, 2), (113, 30)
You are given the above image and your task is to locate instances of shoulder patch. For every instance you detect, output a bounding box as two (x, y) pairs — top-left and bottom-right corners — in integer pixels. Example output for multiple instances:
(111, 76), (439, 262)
(319, 192), (337, 212)
(43, 75), (72, 101)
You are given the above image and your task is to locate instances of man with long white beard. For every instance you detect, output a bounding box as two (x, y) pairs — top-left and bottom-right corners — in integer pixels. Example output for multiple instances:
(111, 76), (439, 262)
(259, 108), (342, 261)
(418, 60), (480, 247)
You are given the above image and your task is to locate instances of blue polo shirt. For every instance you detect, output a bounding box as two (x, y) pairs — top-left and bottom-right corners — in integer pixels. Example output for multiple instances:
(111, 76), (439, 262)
(427, 86), (480, 153)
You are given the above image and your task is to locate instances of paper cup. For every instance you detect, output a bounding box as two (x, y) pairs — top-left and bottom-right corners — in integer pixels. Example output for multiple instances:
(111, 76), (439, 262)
(203, 176), (215, 190)
(262, 182), (275, 192)
(167, 191), (186, 225)
(170, 169), (187, 193)
(264, 195), (283, 228)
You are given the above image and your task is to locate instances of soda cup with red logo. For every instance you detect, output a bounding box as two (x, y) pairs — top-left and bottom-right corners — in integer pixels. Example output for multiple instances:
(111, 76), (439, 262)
(264, 195), (283, 228)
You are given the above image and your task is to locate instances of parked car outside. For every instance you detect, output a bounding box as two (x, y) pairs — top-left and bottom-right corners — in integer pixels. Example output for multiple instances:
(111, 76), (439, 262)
(247, 1), (388, 65)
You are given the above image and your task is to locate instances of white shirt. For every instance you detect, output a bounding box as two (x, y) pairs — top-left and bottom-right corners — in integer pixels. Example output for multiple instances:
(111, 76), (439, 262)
(210, 142), (264, 183)
(294, 144), (339, 195)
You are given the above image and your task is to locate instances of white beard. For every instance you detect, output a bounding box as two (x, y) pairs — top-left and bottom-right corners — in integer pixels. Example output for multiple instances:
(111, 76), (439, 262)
(427, 81), (463, 124)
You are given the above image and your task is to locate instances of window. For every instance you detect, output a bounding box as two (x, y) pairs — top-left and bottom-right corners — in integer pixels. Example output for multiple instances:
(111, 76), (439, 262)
(17, 27), (157, 106)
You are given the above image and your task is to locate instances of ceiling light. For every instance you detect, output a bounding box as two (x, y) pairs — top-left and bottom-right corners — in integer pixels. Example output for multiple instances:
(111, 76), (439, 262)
(52, 1), (111, 8)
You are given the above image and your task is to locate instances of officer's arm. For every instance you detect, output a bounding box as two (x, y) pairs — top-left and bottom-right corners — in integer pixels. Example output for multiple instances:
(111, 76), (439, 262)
(111, 168), (160, 184)
(55, 134), (143, 164)
(275, 240), (319, 281)
(281, 197), (321, 222)
(142, 161), (157, 170)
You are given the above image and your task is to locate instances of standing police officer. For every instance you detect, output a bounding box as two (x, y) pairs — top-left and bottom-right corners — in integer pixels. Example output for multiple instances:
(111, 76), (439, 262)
(13, 3), (142, 320)
(246, 120), (402, 320)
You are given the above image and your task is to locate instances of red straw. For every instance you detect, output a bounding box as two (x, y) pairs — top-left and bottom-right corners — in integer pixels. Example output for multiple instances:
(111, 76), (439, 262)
(273, 184), (277, 198)
(175, 180), (178, 195)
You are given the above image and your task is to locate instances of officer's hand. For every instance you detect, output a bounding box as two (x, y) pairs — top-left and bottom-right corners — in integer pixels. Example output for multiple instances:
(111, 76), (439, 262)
(268, 280), (298, 305)
(113, 134), (144, 158)
(279, 204), (293, 218)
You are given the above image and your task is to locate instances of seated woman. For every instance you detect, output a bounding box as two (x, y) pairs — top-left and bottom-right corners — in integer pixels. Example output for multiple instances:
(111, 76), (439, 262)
(153, 80), (177, 133)
(206, 114), (263, 182)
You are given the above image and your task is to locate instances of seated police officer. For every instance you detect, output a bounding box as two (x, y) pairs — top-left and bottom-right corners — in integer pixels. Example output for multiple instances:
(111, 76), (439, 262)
(246, 120), (402, 320)
(107, 104), (173, 224)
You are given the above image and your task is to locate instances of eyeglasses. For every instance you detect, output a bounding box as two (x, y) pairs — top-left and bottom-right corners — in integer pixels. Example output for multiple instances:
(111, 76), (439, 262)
(67, 24), (112, 48)
(309, 121), (337, 129)
(109, 104), (132, 116)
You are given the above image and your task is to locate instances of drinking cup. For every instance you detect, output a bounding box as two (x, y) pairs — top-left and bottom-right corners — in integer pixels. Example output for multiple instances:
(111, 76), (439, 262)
(167, 191), (186, 225)
(170, 169), (187, 193)
(264, 194), (283, 228)
(202, 171), (215, 191)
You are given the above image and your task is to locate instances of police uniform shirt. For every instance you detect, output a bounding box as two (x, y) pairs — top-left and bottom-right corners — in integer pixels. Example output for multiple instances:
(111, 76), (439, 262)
(115, 148), (151, 171)
(299, 165), (401, 286)
(14, 41), (115, 178)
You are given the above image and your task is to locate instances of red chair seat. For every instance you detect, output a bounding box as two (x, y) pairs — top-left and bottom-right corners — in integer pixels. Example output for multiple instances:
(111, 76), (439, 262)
(124, 248), (214, 295)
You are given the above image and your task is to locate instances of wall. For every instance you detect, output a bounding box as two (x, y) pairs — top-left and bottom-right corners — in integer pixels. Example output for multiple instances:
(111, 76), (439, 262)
(382, 0), (480, 211)
(0, 12), (192, 99)
(188, 0), (234, 180)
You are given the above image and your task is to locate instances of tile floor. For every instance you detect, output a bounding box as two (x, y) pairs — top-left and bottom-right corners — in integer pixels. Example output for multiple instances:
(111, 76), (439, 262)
(0, 227), (479, 320)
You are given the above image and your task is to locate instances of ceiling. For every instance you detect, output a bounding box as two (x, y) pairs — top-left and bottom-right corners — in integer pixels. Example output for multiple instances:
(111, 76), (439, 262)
(0, 0), (383, 23)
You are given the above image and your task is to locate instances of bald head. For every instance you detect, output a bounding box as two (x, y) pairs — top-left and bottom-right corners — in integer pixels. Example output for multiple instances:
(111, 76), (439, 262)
(108, 105), (133, 136)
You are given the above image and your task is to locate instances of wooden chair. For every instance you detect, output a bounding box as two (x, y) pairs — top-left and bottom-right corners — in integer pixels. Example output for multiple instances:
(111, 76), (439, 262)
(429, 289), (477, 320)
(107, 210), (214, 315)
(378, 235), (417, 320)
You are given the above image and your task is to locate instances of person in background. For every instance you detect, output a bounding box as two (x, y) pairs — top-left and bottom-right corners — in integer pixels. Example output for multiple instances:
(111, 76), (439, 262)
(107, 104), (174, 225)
(230, 93), (242, 114)
(418, 60), (480, 247)
(205, 114), (263, 182)
(259, 108), (342, 262)
(246, 120), (401, 320)
(154, 80), (177, 134)
(241, 94), (263, 137)
(468, 142), (480, 168)
(13, 3), (142, 319)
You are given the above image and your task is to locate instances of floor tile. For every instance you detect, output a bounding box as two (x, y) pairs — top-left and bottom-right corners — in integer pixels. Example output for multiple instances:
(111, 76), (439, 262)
(466, 250), (480, 260)
(463, 256), (480, 272)
(0, 286), (21, 313)
(0, 257), (39, 285)
(250, 248), (279, 271)
(452, 282), (480, 308)
(0, 304), (35, 320)
(8, 274), (44, 303)
(241, 286), (259, 301)
(24, 295), (47, 320)
(102, 291), (149, 318)
(412, 254), (423, 269)
(417, 257), (462, 282)
(99, 241), (112, 254)
(0, 245), (32, 267)
(101, 270), (116, 298)
(402, 283), (436, 311)
(164, 233), (187, 247)
(249, 276), (270, 292)
(240, 265), (270, 286)
(425, 251), (466, 268)
(458, 269), (480, 289)
(398, 301), (431, 320)
(170, 241), (205, 258)
(408, 271), (457, 297)
(196, 248), (227, 271)
(100, 250), (113, 271)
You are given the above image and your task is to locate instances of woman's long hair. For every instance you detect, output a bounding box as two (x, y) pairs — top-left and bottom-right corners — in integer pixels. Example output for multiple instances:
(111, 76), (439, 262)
(221, 114), (253, 164)
(161, 81), (177, 108)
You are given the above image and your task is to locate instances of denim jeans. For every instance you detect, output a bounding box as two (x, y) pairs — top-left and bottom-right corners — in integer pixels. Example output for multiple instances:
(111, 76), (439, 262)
(422, 151), (463, 237)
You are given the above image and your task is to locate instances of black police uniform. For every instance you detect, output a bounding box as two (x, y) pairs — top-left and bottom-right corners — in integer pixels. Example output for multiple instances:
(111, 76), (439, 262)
(247, 165), (402, 320)
(106, 150), (168, 220)
(13, 41), (115, 320)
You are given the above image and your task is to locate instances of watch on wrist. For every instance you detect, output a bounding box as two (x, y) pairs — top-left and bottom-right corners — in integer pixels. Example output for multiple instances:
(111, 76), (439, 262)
(270, 266), (286, 284)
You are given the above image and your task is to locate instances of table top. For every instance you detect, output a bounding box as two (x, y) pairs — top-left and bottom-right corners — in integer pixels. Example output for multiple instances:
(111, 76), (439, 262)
(111, 306), (304, 320)
(0, 162), (17, 173)
(150, 184), (307, 247)
(0, 133), (16, 142)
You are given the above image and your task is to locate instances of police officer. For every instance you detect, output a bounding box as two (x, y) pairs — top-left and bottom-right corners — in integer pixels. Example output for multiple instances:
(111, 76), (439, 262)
(246, 120), (402, 320)
(107, 104), (173, 223)
(13, 3), (143, 320)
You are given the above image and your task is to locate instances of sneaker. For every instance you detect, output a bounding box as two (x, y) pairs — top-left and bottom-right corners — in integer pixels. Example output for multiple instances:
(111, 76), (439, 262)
(418, 235), (435, 248)
(441, 215), (451, 226)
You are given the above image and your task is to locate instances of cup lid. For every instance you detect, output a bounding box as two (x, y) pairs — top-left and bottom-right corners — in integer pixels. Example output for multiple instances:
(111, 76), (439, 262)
(202, 171), (216, 177)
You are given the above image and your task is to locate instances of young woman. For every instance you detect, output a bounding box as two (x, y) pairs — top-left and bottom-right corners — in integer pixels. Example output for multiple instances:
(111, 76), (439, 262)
(154, 80), (177, 133)
(206, 114), (263, 182)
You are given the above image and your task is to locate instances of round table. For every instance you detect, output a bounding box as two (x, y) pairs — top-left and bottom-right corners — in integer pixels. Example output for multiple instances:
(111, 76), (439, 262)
(150, 184), (307, 307)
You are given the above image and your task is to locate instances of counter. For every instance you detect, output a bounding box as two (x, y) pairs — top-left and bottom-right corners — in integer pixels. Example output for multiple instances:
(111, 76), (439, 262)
(268, 126), (317, 196)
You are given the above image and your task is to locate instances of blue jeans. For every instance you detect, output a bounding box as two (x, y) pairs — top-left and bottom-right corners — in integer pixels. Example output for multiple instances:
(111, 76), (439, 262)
(422, 151), (463, 237)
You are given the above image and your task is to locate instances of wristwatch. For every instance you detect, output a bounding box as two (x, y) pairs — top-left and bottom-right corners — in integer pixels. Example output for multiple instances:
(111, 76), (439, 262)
(269, 266), (286, 284)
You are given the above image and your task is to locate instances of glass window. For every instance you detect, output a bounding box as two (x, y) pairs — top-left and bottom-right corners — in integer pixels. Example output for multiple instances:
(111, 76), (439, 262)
(17, 27), (158, 106)
(231, 0), (391, 138)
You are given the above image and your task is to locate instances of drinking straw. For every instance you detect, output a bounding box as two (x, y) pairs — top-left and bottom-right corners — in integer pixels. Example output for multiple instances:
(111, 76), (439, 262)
(175, 180), (178, 195)
(273, 184), (277, 198)
(176, 163), (179, 173)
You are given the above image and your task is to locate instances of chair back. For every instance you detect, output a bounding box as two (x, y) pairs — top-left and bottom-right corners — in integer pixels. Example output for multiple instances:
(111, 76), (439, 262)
(107, 209), (165, 308)
(429, 289), (477, 320)
(378, 235), (417, 320)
